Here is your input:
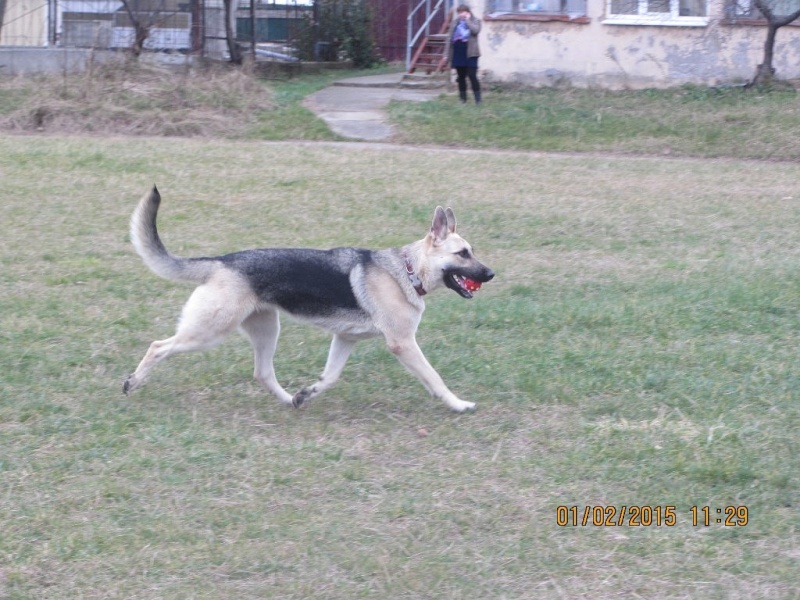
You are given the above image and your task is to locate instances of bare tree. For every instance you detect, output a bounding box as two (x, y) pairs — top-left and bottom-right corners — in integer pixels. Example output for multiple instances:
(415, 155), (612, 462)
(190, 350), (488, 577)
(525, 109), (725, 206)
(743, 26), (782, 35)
(224, 0), (243, 65)
(0, 0), (7, 37)
(750, 0), (800, 86)
(120, 0), (153, 57)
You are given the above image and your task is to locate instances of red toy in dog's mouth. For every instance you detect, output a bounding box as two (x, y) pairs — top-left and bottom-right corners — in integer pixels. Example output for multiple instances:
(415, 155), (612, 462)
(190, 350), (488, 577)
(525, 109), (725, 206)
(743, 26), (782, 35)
(452, 274), (483, 296)
(446, 270), (493, 299)
(463, 277), (482, 293)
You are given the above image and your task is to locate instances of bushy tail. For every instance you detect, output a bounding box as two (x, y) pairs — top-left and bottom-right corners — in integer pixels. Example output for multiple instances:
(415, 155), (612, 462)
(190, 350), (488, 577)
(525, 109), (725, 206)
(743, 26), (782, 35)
(130, 186), (214, 283)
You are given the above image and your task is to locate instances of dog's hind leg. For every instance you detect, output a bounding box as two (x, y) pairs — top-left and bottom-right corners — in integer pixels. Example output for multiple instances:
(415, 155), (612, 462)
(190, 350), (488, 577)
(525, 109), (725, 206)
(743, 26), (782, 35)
(240, 309), (293, 405)
(292, 334), (357, 408)
(123, 280), (252, 395)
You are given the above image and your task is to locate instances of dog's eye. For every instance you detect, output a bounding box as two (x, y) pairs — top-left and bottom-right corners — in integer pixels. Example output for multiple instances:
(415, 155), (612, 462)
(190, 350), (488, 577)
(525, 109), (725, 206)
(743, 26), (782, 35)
(456, 249), (471, 259)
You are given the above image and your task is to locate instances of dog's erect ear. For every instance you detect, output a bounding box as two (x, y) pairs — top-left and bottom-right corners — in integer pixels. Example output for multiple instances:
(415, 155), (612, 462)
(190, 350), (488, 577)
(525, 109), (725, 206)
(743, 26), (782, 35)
(444, 207), (457, 234)
(431, 206), (450, 244)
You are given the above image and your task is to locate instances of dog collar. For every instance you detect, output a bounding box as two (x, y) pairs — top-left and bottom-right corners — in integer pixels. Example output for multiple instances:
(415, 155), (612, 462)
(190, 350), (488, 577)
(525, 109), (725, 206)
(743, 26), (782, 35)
(402, 252), (427, 296)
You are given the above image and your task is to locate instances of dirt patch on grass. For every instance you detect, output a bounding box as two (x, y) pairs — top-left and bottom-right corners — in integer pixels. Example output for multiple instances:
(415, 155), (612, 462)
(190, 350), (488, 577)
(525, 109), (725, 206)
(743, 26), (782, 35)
(0, 58), (274, 137)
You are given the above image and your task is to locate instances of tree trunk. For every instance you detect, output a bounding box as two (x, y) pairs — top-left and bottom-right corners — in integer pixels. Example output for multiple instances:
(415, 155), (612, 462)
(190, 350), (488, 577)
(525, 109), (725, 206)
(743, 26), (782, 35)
(224, 0), (243, 65)
(749, 0), (800, 86)
(0, 0), (8, 36)
(120, 0), (150, 57)
(751, 23), (778, 86)
(122, 0), (152, 58)
(132, 23), (151, 56)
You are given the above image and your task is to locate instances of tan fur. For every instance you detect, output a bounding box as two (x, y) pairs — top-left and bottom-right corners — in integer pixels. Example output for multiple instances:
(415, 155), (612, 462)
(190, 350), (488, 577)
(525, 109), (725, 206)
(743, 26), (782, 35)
(124, 187), (494, 413)
(123, 268), (259, 394)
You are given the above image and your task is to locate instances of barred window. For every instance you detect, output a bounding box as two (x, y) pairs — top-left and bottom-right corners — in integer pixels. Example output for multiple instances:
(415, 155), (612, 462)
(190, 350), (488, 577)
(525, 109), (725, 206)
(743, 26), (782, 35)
(606, 0), (708, 24)
(487, 0), (587, 17)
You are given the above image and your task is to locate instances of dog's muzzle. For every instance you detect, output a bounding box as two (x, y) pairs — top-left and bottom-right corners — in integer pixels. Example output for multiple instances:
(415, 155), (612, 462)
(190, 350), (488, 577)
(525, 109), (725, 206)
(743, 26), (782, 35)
(444, 266), (495, 299)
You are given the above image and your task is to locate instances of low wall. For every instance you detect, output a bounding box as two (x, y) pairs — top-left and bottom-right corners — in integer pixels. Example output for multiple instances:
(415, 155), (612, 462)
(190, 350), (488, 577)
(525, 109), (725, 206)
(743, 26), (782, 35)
(0, 48), (195, 76)
(0, 47), (354, 78)
(251, 59), (354, 79)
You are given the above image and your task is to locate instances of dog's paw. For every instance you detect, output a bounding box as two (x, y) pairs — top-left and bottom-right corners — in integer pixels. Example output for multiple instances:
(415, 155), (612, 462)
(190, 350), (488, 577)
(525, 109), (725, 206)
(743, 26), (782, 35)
(292, 387), (313, 409)
(122, 377), (133, 395)
(449, 400), (476, 413)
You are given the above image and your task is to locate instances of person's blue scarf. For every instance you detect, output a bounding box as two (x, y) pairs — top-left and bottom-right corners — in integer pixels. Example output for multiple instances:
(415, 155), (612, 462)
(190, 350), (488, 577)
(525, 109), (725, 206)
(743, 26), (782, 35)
(453, 20), (470, 43)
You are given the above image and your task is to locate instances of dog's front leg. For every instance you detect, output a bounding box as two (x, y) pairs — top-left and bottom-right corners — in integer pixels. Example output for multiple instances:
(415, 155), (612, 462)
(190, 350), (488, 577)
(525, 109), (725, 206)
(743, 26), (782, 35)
(386, 338), (476, 413)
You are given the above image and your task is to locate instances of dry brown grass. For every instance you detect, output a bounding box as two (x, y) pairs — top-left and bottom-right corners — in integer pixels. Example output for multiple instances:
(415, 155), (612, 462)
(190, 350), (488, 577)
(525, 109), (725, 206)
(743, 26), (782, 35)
(0, 58), (274, 137)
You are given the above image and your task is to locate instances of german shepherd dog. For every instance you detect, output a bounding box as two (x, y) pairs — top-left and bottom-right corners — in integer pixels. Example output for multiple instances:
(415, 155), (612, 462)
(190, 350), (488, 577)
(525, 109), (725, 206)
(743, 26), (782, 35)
(123, 187), (494, 412)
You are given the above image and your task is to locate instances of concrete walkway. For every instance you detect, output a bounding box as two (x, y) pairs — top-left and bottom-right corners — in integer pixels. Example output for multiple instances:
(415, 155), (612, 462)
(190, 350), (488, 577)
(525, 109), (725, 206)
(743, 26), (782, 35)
(302, 72), (445, 142)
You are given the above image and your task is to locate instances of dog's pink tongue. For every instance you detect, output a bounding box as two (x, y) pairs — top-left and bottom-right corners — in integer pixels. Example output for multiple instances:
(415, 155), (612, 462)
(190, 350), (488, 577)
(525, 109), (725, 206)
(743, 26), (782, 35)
(464, 278), (482, 292)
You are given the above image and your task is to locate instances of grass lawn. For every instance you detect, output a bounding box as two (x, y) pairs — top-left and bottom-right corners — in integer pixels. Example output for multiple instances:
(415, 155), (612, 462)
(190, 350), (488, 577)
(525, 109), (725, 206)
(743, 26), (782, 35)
(389, 84), (800, 160)
(3, 63), (799, 161)
(1, 134), (798, 598)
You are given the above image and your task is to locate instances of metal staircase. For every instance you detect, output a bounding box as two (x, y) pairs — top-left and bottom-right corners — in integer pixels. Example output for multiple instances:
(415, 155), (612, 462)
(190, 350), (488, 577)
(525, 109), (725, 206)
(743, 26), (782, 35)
(408, 33), (450, 74)
(406, 0), (454, 75)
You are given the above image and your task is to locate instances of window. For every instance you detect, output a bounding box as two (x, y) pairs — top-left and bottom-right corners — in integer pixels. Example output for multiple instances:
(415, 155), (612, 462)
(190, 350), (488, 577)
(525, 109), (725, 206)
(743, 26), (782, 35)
(728, 0), (755, 16)
(487, 0), (588, 19)
(605, 0), (709, 25)
(727, 0), (800, 19)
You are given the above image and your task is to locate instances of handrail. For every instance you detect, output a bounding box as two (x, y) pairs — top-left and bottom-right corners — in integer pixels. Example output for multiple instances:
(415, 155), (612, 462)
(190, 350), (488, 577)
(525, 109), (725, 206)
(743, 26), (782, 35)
(406, 0), (453, 70)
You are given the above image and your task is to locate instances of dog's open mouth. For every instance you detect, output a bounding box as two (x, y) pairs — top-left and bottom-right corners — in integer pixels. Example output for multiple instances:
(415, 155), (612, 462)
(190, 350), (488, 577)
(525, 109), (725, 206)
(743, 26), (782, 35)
(446, 273), (484, 299)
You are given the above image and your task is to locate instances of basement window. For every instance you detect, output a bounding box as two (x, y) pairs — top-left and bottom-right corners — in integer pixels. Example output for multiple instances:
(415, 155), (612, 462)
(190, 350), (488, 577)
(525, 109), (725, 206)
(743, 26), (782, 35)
(604, 0), (709, 26)
(486, 0), (589, 21)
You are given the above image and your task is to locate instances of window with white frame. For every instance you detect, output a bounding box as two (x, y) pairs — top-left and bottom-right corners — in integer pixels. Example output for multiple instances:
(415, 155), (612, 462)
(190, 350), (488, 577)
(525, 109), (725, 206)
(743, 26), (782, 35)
(605, 0), (709, 25)
(487, 0), (587, 17)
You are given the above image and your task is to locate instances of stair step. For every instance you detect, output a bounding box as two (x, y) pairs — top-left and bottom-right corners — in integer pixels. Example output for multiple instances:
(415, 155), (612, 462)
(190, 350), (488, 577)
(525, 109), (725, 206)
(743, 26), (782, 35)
(409, 23), (451, 76)
(400, 75), (449, 89)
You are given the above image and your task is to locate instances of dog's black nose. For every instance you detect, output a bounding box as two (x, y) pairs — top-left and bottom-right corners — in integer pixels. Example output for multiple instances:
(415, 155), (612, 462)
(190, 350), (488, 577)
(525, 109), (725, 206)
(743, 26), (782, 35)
(484, 269), (495, 281)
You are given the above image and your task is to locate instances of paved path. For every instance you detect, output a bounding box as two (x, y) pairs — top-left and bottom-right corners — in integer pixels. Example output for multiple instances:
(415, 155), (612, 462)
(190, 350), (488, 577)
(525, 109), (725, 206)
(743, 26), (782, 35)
(302, 72), (445, 142)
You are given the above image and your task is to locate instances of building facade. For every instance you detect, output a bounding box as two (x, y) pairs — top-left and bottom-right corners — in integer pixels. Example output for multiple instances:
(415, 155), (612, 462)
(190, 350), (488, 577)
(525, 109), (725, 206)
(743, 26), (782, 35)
(476, 0), (800, 87)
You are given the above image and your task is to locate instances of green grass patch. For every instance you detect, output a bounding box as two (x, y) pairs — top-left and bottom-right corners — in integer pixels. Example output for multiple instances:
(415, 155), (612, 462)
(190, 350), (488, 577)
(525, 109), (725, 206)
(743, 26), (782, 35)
(0, 136), (798, 598)
(390, 84), (800, 160)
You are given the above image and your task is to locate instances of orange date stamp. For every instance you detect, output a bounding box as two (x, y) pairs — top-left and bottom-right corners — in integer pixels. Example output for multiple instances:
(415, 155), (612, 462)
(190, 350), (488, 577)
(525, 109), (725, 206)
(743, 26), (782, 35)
(556, 505), (749, 527)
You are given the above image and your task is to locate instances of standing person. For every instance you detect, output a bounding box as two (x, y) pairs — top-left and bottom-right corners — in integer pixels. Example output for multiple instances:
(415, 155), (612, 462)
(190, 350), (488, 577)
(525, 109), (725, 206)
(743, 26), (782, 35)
(447, 4), (482, 104)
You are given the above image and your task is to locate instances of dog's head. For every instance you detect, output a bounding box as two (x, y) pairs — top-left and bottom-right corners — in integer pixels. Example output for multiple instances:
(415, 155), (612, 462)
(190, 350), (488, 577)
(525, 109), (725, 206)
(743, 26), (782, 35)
(427, 206), (494, 299)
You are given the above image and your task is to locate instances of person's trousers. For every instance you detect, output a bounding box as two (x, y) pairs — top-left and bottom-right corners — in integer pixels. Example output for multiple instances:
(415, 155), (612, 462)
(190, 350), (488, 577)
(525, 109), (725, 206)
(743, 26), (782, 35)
(455, 67), (481, 103)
